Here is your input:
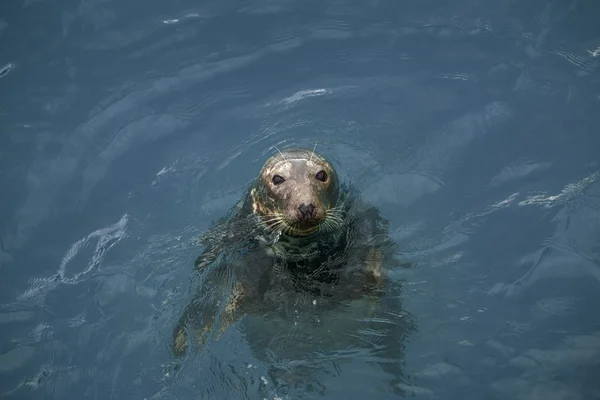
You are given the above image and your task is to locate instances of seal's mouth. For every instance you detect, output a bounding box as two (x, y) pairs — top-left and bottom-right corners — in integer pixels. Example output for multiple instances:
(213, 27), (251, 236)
(261, 216), (321, 237)
(258, 207), (345, 237)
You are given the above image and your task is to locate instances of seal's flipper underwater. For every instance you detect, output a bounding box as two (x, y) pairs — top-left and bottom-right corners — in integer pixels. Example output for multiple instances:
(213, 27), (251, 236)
(172, 278), (249, 357)
(172, 238), (278, 357)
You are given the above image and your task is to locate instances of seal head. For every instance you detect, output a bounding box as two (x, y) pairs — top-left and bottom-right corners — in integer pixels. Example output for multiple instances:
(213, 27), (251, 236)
(250, 148), (343, 237)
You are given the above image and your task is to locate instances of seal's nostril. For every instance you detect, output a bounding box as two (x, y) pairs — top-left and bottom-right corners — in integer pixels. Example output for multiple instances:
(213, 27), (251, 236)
(298, 203), (315, 218)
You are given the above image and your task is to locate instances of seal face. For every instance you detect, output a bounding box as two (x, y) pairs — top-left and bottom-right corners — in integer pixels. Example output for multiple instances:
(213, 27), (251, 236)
(250, 148), (342, 237)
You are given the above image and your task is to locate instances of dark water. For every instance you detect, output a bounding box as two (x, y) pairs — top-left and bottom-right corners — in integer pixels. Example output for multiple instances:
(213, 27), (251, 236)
(1, 0), (600, 399)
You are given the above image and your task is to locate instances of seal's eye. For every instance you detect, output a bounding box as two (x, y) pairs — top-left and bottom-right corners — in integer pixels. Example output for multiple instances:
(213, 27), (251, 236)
(315, 170), (328, 182)
(272, 175), (285, 185)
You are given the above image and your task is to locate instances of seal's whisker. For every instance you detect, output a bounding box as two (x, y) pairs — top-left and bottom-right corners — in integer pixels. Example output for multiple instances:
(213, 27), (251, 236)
(327, 210), (343, 218)
(270, 222), (284, 233)
(327, 207), (345, 217)
(273, 218), (290, 232)
(321, 221), (333, 233)
(326, 221), (342, 232)
(331, 211), (346, 220)
(268, 222), (285, 233)
(261, 216), (284, 224)
(282, 224), (292, 236)
(332, 207), (347, 215)
(260, 213), (288, 226)
(260, 212), (284, 218)
(329, 218), (343, 227)
(261, 215), (280, 221)
(327, 222), (340, 232)
(260, 213), (279, 218)
(322, 218), (338, 233)
(331, 216), (342, 226)
(325, 213), (344, 226)
(274, 146), (287, 161)
(309, 141), (318, 163)
(317, 221), (326, 233)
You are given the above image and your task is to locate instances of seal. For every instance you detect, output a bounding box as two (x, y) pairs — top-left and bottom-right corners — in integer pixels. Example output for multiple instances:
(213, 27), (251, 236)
(171, 147), (399, 357)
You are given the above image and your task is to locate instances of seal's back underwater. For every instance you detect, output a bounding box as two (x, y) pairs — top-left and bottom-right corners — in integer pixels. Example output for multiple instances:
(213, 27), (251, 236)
(172, 147), (399, 356)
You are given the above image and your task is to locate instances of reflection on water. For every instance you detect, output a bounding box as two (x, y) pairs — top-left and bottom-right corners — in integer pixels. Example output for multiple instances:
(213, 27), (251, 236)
(1, 0), (600, 398)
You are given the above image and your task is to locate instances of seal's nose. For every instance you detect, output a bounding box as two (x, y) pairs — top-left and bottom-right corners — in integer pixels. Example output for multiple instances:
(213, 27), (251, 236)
(298, 203), (315, 218)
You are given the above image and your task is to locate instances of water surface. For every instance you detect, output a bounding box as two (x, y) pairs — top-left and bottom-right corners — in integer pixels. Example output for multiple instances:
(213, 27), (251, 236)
(1, 0), (600, 399)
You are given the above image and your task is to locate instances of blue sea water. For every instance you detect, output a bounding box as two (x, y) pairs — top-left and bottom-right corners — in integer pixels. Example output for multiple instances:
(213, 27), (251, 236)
(1, 0), (600, 399)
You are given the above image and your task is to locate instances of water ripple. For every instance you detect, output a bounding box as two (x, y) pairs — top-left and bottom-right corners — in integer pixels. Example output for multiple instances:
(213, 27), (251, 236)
(487, 172), (600, 297)
(518, 171), (599, 208)
(0, 62), (14, 79)
(1, 0), (599, 398)
(15, 214), (129, 307)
